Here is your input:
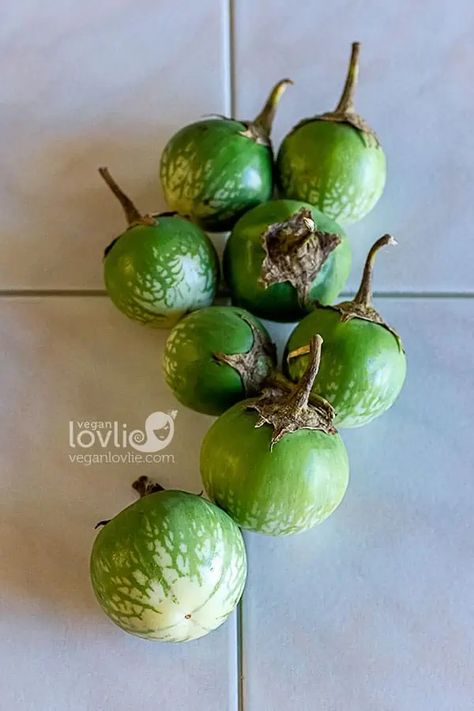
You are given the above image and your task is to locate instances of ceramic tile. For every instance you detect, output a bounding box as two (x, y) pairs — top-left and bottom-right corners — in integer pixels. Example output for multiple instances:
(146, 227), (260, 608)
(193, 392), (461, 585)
(0, 0), (228, 289)
(0, 297), (237, 711)
(233, 0), (474, 293)
(241, 299), (474, 711)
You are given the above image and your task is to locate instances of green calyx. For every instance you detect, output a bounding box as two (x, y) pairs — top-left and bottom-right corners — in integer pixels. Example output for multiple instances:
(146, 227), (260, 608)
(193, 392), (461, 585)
(213, 314), (277, 396)
(248, 334), (336, 449)
(240, 78), (293, 145)
(258, 207), (342, 307)
(299, 42), (378, 145)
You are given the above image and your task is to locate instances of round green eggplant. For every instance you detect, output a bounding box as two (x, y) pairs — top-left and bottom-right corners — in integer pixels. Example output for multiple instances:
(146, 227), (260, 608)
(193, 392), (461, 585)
(223, 199), (351, 322)
(277, 42), (386, 225)
(99, 168), (218, 328)
(163, 306), (276, 416)
(284, 235), (406, 427)
(200, 336), (349, 535)
(160, 80), (291, 231)
(90, 478), (247, 643)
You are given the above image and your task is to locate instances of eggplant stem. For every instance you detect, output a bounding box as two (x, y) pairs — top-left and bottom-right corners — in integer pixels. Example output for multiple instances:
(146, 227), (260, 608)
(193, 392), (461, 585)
(335, 41), (361, 115)
(354, 234), (397, 308)
(285, 335), (322, 410)
(287, 344), (311, 362)
(132, 475), (165, 498)
(98, 167), (143, 225)
(252, 78), (293, 136)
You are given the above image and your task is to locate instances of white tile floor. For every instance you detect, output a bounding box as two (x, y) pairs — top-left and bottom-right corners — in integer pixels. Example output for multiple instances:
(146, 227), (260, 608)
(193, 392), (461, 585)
(233, 0), (474, 294)
(247, 300), (474, 711)
(1, 3), (473, 710)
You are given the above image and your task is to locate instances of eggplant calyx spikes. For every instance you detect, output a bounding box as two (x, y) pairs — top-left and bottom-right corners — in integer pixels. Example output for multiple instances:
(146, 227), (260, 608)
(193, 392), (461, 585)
(333, 234), (402, 347)
(248, 335), (337, 449)
(317, 109), (378, 146)
(213, 315), (276, 396)
(296, 235), (403, 351)
(132, 476), (165, 498)
(94, 477), (165, 529)
(258, 207), (341, 308)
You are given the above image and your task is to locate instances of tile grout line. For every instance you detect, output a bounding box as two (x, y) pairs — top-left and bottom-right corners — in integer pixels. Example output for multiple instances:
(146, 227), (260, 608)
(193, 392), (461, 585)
(225, 2), (242, 709)
(237, 597), (244, 711)
(0, 289), (473, 299)
(0, 290), (108, 297)
(226, 0), (236, 118)
(343, 291), (474, 299)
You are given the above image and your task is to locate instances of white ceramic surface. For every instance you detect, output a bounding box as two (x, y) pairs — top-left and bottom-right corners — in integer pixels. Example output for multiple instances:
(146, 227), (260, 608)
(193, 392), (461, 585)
(242, 299), (474, 711)
(1, 2), (473, 709)
(233, 0), (474, 294)
(0, 297), (237, 711)
(0, 0), (229, 289)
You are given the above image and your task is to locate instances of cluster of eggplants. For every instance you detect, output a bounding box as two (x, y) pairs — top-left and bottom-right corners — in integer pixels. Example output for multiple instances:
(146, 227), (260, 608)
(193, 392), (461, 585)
(92, 42), (406, 641)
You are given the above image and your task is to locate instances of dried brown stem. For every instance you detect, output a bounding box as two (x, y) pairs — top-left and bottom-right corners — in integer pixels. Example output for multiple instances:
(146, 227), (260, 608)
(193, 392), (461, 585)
(259, 207), (341, 306)
(99, 167), (143, 225)
(248, 334), (335, 447)
(284, 335), (322, 410)
(354, 234), (397, 308)
(132, 475), (165, 498)
(335, 41), (360, 114)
